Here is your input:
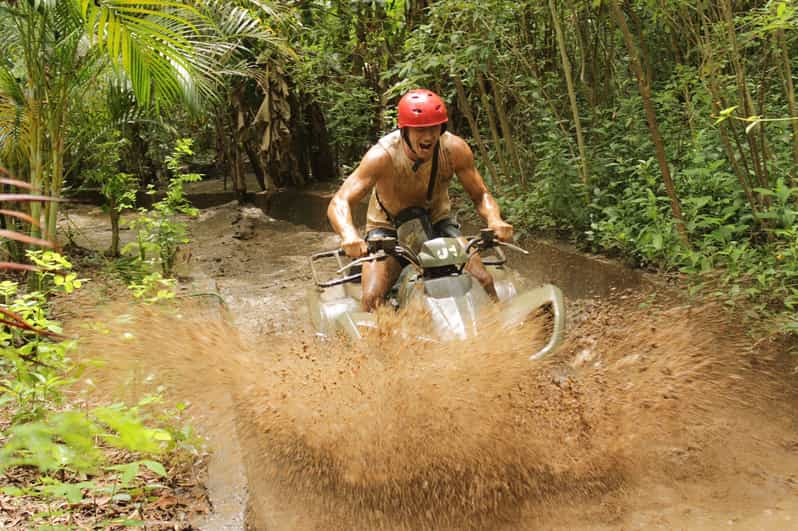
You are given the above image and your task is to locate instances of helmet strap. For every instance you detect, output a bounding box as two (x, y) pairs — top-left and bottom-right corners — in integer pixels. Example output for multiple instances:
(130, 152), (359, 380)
(401, 128), (416, 155)
(401, 124), (446, 156)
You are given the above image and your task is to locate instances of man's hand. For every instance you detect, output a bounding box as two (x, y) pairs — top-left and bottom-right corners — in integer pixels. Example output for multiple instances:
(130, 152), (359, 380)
(342, 235), (368, 258)
(490, 220), (514, 242)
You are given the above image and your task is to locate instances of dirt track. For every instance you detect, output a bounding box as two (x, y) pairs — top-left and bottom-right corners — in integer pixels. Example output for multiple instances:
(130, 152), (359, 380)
(73, 199), (798, 530)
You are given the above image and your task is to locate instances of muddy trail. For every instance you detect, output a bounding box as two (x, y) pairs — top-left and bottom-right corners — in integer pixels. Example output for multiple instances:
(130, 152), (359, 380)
(74, 201), (798, 529)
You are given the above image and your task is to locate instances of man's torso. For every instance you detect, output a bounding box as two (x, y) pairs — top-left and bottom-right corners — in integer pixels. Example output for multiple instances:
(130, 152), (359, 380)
(365, 130), (456, 231)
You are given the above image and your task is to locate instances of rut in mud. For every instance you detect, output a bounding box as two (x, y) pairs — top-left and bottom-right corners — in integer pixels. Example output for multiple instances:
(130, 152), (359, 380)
(73, 202), (797, 529)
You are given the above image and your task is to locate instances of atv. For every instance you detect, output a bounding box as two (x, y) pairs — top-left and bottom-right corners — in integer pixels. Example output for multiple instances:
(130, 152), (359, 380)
(308, 215), (565, 360)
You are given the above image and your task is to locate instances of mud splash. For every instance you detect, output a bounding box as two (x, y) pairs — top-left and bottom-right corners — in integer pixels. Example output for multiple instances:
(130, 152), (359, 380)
(75, 298), (781, 530)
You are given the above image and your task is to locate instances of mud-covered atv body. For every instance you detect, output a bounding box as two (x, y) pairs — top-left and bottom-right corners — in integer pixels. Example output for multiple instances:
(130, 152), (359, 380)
(308, 222), (565, 360)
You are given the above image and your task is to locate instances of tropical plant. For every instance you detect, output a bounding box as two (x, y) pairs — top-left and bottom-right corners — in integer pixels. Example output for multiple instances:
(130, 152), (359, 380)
(0, 0), (281, 241)
(124, 139), (201, 276)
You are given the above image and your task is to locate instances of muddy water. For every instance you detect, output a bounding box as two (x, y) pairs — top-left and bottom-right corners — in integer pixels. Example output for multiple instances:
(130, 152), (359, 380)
(78, 199), (798, 530)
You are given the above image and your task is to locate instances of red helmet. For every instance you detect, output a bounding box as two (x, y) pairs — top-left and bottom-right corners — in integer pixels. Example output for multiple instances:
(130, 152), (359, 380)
(397, 89), (448, 128)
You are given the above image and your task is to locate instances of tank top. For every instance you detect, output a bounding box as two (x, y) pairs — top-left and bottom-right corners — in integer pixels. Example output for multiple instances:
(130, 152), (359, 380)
(365, 130), (455, 232)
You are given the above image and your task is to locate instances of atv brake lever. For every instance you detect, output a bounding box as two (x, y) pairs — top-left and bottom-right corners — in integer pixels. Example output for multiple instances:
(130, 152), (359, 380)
(497, 241), (529, 255)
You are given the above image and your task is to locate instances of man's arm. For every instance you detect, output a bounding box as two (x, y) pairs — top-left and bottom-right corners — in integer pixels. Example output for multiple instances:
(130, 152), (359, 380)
(328, 146), (388, 257)
(449, 136), (514, 241)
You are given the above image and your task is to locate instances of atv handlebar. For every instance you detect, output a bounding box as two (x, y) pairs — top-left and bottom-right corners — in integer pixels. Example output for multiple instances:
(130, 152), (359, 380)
(310, 237), (414, 288)
(461, 229), (528, 270)
(311, 230), (527, 288)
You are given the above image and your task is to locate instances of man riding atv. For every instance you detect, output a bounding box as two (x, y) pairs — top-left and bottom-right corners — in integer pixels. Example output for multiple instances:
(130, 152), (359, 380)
(328, 88), (514, 311)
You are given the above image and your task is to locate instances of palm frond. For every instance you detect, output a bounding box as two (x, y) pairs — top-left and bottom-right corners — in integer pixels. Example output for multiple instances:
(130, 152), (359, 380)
(79, 0), (214, 108)
(0, 168), (58, 270)
(0, 174), (34, 190)
(0, 67), (29, 171)
(0, 209), (39, 227)
(0, 228), (54, 248)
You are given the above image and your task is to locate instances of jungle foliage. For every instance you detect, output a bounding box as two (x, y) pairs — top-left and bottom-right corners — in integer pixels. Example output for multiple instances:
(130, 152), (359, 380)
(1, 1), (797, 323)
(287, 0), (798, 334)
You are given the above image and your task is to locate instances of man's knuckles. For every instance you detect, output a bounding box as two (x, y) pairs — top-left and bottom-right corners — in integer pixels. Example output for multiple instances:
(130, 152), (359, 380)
(492, 223), (514, 242)
(343, 239), (367, 258)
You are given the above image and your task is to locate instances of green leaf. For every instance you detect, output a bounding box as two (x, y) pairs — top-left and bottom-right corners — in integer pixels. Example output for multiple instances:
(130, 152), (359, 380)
(151, 429), (172, 442)
(108, 462), (140, 484)
(62, 482), (87, 504)
(652, 233), (664, 251)
(2, 486), (24, 496)
(140, 459), (166, 477)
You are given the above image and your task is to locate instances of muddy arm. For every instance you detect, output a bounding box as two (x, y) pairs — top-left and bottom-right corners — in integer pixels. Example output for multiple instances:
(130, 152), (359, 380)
(449, 136), (513, 241)
(328, 146), (390, 254)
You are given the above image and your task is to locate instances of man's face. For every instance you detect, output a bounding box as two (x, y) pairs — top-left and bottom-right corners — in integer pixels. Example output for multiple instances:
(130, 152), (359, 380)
(405, 125), (442, 160)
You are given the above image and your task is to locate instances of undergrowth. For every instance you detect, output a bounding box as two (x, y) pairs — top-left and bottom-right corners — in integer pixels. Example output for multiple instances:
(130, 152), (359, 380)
(0, 250), (207, 528)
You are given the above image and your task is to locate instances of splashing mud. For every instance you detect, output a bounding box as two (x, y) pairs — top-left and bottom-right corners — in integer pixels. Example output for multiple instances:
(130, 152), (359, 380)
(72, 292), (794, 530)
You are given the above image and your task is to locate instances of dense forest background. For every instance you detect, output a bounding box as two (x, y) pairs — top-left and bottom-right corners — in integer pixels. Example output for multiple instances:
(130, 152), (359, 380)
(1, 0), (797, 331)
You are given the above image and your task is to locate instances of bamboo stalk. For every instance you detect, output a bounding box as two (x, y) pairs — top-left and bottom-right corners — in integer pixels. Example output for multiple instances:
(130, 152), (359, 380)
(476, 71), (511, 185)
(453, 75), (501, 191)
(720, 0), (768, 189)
(610, 0), (688, 246)
(549, 0), (590, 186)
(488, 65), (526, 182)
(509, 44), (577, 162)
(777, 29), (798, 182)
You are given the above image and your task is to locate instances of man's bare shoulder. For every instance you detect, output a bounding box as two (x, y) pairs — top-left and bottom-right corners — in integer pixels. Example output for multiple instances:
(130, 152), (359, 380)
(444, 133), (475, 169)
(358, 142), (393, 178)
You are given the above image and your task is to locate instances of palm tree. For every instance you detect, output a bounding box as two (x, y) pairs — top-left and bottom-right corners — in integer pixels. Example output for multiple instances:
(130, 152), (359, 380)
(0, 0), (278, 241)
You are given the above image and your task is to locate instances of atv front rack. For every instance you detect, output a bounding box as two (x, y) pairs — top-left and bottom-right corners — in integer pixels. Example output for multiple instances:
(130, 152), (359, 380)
(310, 248), (360, 288)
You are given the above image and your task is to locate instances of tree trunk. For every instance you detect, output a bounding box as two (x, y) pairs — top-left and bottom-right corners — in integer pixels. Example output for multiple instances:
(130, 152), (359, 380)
(244, 139), (269, 191)
(214, 113), (228, 183)
(407, 0), (429, 29)
(109, 208), (120, 257)
(453, 75), (501, 192)
(712, 98), (757, 215)
(28, 98), (43, 239)
(549, 0), (590, 186)
(777, 29), (798, 182)
(232, 139), (247, 199)
(488, 64), (526, 182)
(756, 49), (773, 186)
(476, 72), (511, 186)
(231, 88), (248, 198)
(721, 0), (768, 189)
(309, 102), (336, 181)
(46, 89), (67, 241)
(610, 0), (688, 246)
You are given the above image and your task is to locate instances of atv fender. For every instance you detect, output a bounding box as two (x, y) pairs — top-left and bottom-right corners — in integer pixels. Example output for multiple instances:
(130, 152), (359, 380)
(499, 284), (565, 360)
